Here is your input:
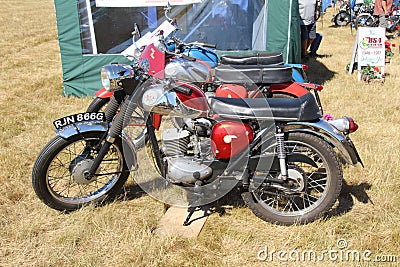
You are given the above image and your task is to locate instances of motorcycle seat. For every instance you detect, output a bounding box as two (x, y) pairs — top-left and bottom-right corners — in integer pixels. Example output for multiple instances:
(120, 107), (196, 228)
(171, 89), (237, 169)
(214, 64), (292, 84)
(209, 92), (321, 121)
(220, 52), (283, 65)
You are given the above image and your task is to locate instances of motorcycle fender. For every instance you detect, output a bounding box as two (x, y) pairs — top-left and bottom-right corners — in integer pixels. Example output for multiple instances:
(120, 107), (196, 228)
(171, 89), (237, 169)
(286, 120), (361, 166)
(95, 88), (114, 98)
(55, 121), (138, 171)
(55, 121), (109, 139)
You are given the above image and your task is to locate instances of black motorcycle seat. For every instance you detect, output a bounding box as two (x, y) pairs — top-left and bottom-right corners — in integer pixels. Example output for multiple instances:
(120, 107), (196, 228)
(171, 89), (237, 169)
(220, 52), (283, 65)
(214, 64), (292, 84)
(209, 92), (321, 121)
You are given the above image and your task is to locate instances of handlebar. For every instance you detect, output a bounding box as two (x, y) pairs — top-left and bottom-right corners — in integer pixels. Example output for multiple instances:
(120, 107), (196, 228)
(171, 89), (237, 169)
(170, 36), (217, 50)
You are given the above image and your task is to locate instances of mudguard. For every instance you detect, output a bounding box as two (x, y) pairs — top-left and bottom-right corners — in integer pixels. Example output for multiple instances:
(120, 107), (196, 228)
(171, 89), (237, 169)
(55, 121), (138, 171)
(285, 119), (362, 166)
(94, 88), (114, 98)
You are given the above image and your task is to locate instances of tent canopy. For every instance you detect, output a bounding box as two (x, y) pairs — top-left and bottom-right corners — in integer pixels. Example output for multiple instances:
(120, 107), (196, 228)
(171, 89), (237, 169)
(54, 0), (300, 96)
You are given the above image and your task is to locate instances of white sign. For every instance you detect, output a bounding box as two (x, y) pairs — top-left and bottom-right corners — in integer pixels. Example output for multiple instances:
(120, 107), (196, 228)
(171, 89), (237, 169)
(348, 27), (385, 80)
(96, 0), (202, 7)
(357, 27), (385, 67)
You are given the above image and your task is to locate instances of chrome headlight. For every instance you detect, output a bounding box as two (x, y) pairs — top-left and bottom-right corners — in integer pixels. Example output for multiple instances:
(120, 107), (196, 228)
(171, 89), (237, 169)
(100, 64), (133, 92)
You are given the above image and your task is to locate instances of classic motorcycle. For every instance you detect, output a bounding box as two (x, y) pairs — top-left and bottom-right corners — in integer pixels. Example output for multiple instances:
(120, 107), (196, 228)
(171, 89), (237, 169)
(85, 19), (323, 154)
(332, 1), (352, 26)
(32, 29), (363, 225)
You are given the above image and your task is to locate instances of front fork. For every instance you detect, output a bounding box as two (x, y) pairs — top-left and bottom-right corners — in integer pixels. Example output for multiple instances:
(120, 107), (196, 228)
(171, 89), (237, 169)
(275, 125), (288, 180)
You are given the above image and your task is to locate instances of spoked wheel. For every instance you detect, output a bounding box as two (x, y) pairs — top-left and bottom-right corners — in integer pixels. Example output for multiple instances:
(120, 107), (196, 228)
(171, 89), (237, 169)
(355, 14), (375, 29)
(86, 97), (109, 113)
(32, 131), (129, 211)
(87, 96), (147, 150)
(243, 133), (343, 225)
(334, 11), (351, 26)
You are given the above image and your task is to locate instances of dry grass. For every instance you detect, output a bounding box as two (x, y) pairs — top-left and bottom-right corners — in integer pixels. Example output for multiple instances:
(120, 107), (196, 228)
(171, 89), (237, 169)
(1, 1), (400, 266)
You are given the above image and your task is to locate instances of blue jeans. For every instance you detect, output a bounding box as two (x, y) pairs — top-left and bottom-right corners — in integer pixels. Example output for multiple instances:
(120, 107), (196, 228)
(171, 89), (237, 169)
(310, 33), (323, 54)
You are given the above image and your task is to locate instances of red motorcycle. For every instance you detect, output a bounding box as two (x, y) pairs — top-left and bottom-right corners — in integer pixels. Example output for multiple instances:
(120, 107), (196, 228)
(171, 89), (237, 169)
(32, 31), (362, 225)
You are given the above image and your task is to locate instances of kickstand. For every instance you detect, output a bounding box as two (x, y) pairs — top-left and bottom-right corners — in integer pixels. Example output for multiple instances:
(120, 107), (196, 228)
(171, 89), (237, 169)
(183, 207), (197, 226)
(183, 206), (210, 226)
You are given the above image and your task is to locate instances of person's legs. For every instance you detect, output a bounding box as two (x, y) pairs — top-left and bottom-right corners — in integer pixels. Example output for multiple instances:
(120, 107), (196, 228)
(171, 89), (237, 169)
(378, 14), (388, 28)
(310, 33), (322, 56)
(300, 25), (309, 57)
(305, 23), (317, 55)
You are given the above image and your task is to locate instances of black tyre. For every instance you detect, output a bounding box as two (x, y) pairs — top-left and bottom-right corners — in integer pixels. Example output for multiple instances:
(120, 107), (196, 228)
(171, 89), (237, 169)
(32, 131), (129, 211)
(243, 132), (343, 225)
(87, 96), (147, 149)
(86, 97), (109, 113)
(355, 14), (375, 29)
(334, 11), (351, 26)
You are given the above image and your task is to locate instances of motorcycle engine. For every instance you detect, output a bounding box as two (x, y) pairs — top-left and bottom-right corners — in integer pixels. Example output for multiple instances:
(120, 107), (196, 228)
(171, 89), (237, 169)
(161, 118), (214, 185)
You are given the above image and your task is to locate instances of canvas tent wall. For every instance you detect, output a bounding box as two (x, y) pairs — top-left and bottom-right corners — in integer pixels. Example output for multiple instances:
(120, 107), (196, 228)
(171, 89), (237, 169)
(54, 0), (300, 97)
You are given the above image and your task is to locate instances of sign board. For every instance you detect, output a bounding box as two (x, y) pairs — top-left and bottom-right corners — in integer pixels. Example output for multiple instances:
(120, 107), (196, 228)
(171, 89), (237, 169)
(349, 27), (385, 80)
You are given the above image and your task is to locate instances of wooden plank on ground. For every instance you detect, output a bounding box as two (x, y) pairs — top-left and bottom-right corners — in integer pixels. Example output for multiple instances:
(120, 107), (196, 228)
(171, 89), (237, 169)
(154, 206), (210, 238)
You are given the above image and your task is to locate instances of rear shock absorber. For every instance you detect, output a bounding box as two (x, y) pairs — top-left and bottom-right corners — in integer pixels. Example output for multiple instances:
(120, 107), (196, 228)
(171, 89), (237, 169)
(275, 126), (287, 180)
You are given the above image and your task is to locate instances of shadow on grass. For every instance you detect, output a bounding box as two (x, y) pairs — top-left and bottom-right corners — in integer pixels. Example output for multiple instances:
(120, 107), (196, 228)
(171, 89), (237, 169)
(327, 180), (372, 217)
(302, 56), (337, 85)
(118, 182), (147, 201)
(117, 177), (372, 225)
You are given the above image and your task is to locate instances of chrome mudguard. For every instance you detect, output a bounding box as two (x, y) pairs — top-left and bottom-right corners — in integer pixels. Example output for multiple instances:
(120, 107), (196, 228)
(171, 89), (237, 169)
(55, 121), (138, 171)
(286, 119), (362, 166)
(55, 121), (109, 139)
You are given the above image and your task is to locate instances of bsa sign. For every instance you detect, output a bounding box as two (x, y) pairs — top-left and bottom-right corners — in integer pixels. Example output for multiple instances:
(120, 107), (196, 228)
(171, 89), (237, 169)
(348, 27), (386, 80)
(357, 27), (385, 67)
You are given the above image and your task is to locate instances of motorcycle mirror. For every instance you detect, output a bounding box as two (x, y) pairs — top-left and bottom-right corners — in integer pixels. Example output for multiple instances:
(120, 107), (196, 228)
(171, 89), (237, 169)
(165, 2), (173, 23)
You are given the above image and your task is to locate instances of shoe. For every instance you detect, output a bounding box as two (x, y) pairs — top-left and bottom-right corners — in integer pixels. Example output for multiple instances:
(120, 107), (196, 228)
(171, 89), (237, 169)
(309, 52), (317, 57)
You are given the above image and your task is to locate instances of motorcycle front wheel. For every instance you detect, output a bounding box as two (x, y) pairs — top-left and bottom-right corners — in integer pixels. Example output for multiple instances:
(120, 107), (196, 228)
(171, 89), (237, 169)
(32, 131), (129, 211)
(86, 97), (109, 113)
(243, 132), (343, 225)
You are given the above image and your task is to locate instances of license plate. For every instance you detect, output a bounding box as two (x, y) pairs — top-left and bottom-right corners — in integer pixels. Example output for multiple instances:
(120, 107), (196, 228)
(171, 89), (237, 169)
(53, 112), (105, 129)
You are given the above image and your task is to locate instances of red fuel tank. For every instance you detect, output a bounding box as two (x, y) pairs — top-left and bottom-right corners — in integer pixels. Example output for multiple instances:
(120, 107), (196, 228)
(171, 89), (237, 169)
(211, 121), (254, 160)
(215, 84), (248, 98)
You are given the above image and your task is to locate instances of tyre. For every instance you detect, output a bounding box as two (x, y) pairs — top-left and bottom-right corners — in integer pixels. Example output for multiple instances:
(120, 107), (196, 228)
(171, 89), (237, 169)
(334, 11), (351, 26)
(243, 132), (343, 225)
(87, 96), (147, 149)
(32, 131), (129, 211)
(355, 14), (375, 29)
(86, 97), (109, 113)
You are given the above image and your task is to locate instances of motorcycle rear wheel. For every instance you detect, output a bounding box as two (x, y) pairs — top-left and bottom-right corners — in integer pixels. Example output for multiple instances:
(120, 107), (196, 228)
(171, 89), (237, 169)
(355, 14), (375, 29)
(333, 11), (351, 26)
(243, 132), (342, 225)
(32, 131), (129, 211)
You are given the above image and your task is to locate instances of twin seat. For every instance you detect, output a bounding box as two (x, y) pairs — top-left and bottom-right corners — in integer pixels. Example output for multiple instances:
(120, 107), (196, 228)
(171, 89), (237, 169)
(210, 52), (321, 121)
(215, 52), (292, 84)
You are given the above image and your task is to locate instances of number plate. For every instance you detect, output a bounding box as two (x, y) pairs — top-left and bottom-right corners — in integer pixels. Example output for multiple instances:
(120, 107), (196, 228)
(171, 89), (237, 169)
(53, 112), (105, 129)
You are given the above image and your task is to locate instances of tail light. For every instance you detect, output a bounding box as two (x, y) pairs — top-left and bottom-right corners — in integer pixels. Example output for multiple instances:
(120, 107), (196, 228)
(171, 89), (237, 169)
(302, 64), (308, 71)
(329, 117), (359, 134)
(315, 84), (323, 91)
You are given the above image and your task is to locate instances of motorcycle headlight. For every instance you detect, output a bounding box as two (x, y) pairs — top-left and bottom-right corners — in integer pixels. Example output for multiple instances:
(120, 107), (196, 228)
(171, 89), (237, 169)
(100, 64), (133, 92)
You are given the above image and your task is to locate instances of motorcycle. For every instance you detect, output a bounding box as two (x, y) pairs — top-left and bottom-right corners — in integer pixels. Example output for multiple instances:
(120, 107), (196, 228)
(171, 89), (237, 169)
(86, 14), (323, 151)
(32, 26), (363, 225)
(332, 1), (352, 26)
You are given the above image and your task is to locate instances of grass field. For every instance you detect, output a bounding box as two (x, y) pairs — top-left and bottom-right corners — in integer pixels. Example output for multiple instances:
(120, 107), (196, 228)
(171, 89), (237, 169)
(1, 1), (400, 266)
